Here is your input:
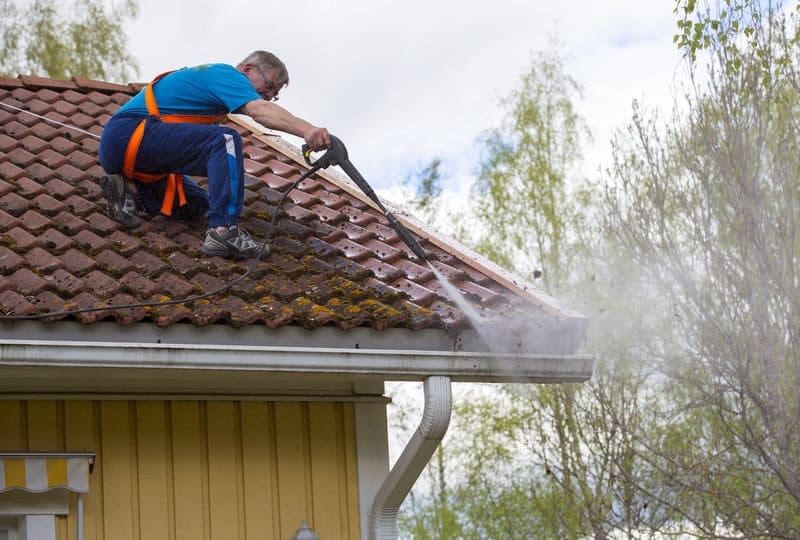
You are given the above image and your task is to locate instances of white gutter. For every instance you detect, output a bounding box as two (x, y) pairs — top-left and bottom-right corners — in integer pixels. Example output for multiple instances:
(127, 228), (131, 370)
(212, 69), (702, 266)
(369, 376), (451, 540)
(0, 340), (593, 383)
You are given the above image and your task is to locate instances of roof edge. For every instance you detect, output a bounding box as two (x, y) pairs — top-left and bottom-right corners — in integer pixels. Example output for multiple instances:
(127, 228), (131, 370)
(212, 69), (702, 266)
(0, 74), (142, 94)
(0, 339), (594, 384)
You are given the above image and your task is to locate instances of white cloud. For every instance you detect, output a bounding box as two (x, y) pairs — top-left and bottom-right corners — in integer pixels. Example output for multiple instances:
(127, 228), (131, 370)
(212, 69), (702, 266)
(126, 0), (685, 195)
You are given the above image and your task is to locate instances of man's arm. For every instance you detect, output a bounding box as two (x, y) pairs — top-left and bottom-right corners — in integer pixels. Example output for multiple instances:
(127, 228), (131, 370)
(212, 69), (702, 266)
(241, 99), (330, 150)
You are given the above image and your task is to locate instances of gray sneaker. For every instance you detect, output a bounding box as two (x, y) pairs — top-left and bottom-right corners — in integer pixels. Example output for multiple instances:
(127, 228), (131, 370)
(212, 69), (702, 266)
(201, 226), (268, 259)
(100, 174), (139, 228)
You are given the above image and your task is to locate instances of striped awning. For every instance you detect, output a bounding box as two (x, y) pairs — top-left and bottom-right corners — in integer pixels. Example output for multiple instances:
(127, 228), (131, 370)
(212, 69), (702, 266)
(0, 452), (95, 494)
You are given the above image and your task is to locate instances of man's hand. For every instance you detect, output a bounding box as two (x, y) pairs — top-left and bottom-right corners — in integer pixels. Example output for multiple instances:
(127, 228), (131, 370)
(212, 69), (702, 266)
(304, 127), (330, 151)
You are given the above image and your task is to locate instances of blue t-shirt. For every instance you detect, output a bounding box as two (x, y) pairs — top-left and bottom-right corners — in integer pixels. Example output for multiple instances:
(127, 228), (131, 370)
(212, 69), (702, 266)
(115, 63), (261, 118)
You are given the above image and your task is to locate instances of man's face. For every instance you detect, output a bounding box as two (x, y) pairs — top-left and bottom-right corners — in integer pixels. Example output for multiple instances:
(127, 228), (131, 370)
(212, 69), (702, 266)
(249, 64), (282, 102)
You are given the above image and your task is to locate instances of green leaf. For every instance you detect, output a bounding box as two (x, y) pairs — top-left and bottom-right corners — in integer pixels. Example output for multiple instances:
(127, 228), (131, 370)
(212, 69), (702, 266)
(0, 0), (139, 81)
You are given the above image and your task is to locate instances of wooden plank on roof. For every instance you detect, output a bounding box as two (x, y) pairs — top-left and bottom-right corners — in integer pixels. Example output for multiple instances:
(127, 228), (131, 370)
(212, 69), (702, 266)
(17, 75), (78, 90)
(71, 78), (131, 93)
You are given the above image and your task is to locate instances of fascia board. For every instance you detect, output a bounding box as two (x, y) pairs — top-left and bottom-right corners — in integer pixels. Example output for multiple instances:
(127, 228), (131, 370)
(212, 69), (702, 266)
(1, 320), (585, 357)
(0, 339), (592, 384)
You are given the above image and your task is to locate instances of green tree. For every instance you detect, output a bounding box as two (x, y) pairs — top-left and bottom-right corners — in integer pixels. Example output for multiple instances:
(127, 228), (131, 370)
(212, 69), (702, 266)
(401, 444), (463, 539)
(398, 4), (800, 538)
(398, 333), (674, 538)
(604, 2), (800, 534)
(0, 0), (139, 82)
(397, 43), (673, 539)
(399, 3), (800, 536)
(468, 44), (589, 288)
(674, 0), (800, 85)
(402, 158), (445, 227)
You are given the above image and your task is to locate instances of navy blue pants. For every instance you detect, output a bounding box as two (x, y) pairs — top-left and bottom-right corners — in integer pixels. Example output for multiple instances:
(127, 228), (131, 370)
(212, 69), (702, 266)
(98, 115), (245, 228)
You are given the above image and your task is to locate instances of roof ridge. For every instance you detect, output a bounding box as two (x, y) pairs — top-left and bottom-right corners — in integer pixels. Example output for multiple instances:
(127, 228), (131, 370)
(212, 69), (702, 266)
(0, 74), (142, 94)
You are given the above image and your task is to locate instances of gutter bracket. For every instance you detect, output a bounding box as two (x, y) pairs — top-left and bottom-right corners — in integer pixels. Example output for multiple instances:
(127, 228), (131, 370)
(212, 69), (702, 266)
(369, 376), (452, 540)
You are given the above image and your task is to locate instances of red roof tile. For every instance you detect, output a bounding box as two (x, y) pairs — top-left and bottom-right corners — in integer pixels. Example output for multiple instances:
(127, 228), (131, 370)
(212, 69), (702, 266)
(0, 246), (25, 271)
(0, 209), (20, 230)
(10, 267), (49, 294)
(0, 289), (37, 315)
(27, 246), (66, 272)
(48, 268), (86, 295)
(0, 75), (575, 336)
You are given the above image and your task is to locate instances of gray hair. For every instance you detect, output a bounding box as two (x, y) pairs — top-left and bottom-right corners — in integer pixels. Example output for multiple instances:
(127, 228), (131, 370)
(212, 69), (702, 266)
(237, 50), (289, 87)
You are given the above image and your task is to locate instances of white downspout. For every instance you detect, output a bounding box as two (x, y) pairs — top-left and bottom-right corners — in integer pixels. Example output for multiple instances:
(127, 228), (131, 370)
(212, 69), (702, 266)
(76, 493), (84, 540)
(369, 376), (452, 540)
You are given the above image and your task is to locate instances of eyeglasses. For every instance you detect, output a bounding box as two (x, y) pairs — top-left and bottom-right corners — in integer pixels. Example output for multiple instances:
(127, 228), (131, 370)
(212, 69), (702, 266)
(253, 65), (280, 102)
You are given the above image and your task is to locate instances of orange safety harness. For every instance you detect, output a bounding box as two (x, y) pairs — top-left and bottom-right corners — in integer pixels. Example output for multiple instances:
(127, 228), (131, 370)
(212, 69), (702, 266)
(122, 71), (227, 215)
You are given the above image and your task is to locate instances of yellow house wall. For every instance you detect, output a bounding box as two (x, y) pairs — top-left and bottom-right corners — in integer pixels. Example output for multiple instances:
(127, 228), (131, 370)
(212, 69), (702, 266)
(0, 399), (361, 540)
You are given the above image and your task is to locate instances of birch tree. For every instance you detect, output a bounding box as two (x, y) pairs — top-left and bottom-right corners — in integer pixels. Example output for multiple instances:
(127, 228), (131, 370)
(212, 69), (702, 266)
(468, 44), (589, 288)
(604, 3), (800, 534)
(0, 0), (139, 82)
(397, 44), (672, 539)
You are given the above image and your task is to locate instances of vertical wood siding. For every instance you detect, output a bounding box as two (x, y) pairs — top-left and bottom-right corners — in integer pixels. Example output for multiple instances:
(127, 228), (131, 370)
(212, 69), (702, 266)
(0, 400), (361, 540)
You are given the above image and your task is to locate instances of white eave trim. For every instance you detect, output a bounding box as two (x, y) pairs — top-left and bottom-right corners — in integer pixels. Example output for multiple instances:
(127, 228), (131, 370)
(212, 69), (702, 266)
(0, 339), (592, 384)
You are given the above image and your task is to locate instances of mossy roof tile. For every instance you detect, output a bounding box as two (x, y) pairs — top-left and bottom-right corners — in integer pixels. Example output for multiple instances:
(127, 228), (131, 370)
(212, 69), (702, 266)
(0, 76), (572, 339)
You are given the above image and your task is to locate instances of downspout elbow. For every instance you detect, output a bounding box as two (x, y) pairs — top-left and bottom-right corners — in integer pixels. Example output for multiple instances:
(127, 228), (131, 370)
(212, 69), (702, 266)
(369, 376), (452, 540)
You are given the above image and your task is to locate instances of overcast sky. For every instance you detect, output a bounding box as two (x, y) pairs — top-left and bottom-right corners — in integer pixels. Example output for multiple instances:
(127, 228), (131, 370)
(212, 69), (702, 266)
(127, 1), (685, 201)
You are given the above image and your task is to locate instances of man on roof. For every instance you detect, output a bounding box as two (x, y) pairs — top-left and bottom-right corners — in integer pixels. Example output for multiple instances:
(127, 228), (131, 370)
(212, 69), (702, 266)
(98, 50), (330, 259)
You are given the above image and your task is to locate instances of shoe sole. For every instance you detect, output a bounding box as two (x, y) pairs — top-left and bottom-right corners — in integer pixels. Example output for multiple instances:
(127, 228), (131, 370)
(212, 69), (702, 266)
(201, 240), (269, 260)
(101, 175), (139, 229)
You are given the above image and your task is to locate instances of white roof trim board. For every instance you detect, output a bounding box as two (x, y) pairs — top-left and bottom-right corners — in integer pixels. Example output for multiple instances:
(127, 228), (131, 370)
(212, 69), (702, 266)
(0, 339), (592, 385)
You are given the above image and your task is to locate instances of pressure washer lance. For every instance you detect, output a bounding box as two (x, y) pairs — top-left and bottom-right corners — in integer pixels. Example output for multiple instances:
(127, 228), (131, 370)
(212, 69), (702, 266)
(303, 135), (428, 262)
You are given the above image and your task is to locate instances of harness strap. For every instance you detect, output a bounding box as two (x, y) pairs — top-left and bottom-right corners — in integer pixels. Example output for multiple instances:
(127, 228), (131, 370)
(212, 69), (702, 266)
(122, 70), (226, 216)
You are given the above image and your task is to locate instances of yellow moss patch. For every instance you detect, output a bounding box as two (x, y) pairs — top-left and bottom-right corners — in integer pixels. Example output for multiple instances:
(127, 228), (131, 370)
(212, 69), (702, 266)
(309, 304), (335, 317)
